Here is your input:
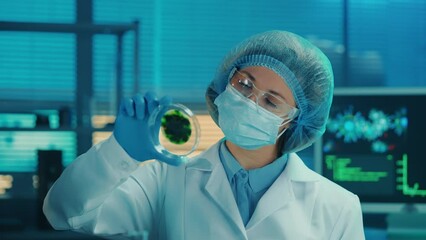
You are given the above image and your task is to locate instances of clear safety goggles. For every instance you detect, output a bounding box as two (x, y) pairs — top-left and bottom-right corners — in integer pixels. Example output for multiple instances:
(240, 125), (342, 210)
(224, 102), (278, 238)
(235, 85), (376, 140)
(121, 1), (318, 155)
(229, 70), (299, 119)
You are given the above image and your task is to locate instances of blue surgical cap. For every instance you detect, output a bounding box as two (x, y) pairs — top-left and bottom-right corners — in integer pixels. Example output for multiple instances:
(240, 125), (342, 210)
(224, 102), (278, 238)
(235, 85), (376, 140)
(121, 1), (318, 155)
(206, 30), (334, 154)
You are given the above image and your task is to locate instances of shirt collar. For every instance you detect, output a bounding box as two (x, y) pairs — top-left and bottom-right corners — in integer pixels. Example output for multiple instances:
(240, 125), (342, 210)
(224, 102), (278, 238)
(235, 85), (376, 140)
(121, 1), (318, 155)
(219, 141), (288, 192)
(219, 140), (242, 182)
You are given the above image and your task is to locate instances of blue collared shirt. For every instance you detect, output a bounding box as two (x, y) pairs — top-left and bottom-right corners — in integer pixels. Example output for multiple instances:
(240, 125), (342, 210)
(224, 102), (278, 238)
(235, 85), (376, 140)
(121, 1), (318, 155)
(218, 140), (288, 226)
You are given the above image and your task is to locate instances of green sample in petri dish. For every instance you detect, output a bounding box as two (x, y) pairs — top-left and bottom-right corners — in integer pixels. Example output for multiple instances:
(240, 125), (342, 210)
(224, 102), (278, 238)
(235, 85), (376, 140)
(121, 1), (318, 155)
(161, 110), (192, 144)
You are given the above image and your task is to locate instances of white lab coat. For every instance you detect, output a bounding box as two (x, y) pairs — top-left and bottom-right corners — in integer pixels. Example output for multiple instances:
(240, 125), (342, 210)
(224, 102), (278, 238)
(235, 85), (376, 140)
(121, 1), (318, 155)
(43, 136), (365, 240)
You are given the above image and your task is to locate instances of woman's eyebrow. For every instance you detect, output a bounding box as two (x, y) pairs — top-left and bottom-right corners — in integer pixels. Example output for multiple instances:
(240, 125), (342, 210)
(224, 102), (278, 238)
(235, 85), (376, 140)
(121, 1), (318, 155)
(270, 90), (288, 102)
(240, 70), (256, 81)
(240, 70), (289, 102)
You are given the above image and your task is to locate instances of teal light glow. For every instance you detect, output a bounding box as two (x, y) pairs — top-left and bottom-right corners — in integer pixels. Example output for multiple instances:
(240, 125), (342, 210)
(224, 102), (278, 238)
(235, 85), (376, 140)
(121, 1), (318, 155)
(0, 131), (76, 172)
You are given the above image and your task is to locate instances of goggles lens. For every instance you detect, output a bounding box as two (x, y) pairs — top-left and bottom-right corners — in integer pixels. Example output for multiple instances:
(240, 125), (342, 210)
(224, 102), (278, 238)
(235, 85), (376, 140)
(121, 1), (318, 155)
(230, 70), (299, 119)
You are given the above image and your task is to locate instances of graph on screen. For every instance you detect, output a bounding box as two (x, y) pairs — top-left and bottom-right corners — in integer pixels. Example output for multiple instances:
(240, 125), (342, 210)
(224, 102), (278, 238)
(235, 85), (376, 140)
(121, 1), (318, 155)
(316, 88), (426, 207)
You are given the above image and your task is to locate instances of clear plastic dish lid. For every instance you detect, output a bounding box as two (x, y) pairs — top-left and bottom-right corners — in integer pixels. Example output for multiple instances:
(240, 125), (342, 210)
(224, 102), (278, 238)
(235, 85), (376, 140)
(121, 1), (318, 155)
(148, 103), (200, 164)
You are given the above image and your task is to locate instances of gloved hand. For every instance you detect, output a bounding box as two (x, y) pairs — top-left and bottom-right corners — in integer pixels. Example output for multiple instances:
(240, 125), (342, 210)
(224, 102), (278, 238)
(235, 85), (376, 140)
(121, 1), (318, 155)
(113, 92), (184, 166)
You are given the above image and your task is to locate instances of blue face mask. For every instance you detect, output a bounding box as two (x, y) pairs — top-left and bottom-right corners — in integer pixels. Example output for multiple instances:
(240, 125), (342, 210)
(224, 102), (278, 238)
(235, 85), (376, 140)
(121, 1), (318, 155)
(214, 85), (291, 150)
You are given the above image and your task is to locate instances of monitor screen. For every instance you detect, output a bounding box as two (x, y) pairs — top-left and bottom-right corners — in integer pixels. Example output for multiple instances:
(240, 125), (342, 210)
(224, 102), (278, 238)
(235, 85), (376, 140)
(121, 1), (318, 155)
(315, 88), (426, 212)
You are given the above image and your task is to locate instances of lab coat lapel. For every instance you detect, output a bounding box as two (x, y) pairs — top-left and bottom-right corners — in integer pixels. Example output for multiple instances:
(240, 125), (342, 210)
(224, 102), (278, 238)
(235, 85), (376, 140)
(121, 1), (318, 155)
(204, 163), (246, 232)
(187, 143), (247, 236)
(246, 170), (295, 230)
(246, 153), (321, 230)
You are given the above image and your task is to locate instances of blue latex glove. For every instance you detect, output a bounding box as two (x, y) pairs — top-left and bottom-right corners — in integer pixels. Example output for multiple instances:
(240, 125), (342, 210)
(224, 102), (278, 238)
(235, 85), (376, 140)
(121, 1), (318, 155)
(113, 92), (185, 166)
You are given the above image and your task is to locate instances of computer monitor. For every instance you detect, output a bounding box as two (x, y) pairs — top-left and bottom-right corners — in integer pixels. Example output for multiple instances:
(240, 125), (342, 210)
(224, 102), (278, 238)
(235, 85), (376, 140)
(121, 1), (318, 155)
(315, 88), (426, 213)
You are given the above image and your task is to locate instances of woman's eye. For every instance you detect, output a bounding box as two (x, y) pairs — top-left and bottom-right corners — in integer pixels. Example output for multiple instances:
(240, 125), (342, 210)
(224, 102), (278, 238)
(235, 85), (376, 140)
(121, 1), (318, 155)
(239, 79), (252, 89)
(265, 98), (278, 108)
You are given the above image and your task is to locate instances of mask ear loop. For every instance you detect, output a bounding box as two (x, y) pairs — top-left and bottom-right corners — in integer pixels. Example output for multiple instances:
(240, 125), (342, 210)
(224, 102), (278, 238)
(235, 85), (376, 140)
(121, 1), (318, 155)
(276, 108), (299, 139)
(276, 117), (292, 139)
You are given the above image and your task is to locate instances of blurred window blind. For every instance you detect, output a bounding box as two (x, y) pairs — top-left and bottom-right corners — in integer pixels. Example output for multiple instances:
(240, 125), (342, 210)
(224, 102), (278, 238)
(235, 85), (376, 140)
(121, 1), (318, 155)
(92, 32), (137, 115)
(0, 1), (76, 173)
(0, 33), (75, 105)
(0, 131), (76, 172)
(0, 0), (76, 108)
(348, 0), (426, 86)
(0, 0), (75, 23)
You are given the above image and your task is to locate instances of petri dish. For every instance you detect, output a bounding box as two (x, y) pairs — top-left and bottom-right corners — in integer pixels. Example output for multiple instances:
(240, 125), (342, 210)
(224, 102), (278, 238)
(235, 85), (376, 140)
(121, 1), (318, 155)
(148, 103), (200, 164)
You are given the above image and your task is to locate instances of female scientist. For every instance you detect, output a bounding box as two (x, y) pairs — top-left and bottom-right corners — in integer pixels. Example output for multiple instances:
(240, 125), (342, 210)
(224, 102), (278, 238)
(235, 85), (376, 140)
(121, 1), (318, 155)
(43, 30), (365, 239)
